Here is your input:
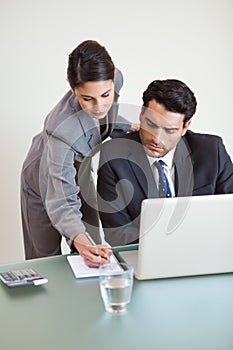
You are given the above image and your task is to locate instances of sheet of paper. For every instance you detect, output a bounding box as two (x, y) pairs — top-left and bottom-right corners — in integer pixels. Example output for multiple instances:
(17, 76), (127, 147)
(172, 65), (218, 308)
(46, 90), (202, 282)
(67, 255), (122, 278)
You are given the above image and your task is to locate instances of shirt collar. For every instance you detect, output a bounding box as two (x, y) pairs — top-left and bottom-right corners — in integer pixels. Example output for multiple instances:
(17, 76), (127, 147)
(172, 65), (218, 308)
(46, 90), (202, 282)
(147, 147), (176, 169)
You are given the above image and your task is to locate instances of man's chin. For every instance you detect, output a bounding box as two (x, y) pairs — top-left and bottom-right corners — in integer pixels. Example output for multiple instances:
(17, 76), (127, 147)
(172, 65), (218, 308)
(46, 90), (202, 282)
(144, 147), (167, 158)
(144, 148), (159, 158)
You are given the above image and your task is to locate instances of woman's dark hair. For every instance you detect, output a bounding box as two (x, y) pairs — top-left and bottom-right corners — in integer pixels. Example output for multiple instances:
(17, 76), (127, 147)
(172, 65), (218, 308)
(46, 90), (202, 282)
(142, 79), (197, 126)
(67, 40), (115, 90)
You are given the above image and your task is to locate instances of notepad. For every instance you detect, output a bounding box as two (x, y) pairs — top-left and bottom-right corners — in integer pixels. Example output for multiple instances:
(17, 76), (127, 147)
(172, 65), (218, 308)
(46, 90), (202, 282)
(67, 255), (122, 278)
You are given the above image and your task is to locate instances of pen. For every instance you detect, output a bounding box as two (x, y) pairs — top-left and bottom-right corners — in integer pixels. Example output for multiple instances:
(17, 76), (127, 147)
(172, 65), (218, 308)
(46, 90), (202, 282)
(85, 232), (111, 263)
(85, 232), (97, 246)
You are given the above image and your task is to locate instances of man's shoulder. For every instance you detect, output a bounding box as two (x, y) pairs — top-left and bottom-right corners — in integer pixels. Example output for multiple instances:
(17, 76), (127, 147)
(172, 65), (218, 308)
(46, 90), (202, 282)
(100, 131), (142, 159)
(113, 131), (140, 141)
(103, 131), (140, 148)
(184, 130), (222, 144)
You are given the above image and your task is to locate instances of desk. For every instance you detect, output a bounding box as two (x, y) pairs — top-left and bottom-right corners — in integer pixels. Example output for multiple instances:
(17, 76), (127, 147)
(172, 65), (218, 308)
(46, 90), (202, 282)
(1, 251), (233, 350)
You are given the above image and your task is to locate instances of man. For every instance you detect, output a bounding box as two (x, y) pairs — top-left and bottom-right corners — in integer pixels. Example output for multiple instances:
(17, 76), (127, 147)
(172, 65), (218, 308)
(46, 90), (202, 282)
(97, 79), (233, 246)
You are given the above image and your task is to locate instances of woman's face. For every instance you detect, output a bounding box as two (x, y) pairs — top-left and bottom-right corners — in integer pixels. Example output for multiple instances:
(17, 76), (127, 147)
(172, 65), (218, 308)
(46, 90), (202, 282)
(73, 80), (114, 119)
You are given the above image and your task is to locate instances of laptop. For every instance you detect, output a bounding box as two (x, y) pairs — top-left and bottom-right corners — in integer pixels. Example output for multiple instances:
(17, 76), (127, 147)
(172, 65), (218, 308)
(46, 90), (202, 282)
(119, 194), (233, 280)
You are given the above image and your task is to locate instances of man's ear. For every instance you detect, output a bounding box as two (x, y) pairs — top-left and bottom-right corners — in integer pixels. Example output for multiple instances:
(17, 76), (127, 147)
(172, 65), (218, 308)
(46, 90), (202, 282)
(139, 105), (145, 122)
(182, 120), (191, 136)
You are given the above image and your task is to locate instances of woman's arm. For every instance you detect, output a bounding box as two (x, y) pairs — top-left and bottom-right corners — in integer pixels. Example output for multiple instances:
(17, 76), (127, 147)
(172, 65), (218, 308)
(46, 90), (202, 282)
(40, 127), (111, 266)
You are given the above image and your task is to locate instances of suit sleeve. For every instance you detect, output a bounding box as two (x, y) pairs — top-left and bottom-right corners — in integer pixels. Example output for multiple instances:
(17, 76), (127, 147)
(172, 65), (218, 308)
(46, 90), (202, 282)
(97, 144), (140, 246)
(215, 138), (233, 193)
(39, 134), (86, 246)
(190, 133), (233, 195)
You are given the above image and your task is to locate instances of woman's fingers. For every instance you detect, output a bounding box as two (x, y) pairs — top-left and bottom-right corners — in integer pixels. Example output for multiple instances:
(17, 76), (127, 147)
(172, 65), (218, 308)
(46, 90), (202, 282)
(84, 246), (111, 264)
(78, 244), (112, 267)
(73, 233), (112, 267)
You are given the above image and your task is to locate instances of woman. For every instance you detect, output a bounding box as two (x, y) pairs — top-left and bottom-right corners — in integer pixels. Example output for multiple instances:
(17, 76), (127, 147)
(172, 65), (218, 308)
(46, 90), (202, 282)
(21, 40), (137, 267)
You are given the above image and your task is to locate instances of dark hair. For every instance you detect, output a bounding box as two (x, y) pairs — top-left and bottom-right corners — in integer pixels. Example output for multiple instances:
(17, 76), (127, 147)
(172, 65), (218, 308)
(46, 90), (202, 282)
(142, 79), (197, 126)
(67, 40), (115, 90)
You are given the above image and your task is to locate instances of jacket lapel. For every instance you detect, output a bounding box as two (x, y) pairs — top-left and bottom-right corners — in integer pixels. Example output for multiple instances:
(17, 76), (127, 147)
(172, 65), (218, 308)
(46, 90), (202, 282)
(76, 111), (102, 156)
(126, 133), (159, 198)
(174, 136), (194, 196)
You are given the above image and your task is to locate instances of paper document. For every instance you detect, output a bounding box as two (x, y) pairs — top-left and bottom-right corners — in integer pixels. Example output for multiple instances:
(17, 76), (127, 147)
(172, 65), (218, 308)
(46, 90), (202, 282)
(67, 255), (122, 278)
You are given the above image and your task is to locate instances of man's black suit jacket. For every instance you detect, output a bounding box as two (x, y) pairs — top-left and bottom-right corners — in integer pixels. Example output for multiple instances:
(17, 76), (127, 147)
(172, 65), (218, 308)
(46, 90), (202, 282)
(97, 130), (233, 246)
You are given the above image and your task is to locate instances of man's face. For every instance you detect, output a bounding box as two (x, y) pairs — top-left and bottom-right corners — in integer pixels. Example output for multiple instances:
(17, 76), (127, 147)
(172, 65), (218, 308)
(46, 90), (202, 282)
(139, 99), (191, 158)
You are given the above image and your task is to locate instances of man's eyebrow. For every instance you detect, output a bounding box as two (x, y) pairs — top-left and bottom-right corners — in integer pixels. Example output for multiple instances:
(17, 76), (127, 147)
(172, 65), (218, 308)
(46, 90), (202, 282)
(145, 117), (158, 127)
(164, 126), (179, 131)
(145, 117), (179, 130)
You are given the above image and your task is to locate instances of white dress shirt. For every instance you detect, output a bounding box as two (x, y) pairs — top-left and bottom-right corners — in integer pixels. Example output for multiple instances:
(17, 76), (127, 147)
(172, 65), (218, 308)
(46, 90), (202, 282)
(147, 148), (176, 197)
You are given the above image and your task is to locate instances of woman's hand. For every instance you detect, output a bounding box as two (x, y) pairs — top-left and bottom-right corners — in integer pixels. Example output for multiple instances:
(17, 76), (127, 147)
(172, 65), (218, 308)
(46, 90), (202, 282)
(73, 233), (112, 268)
(129, 123), (140, 132)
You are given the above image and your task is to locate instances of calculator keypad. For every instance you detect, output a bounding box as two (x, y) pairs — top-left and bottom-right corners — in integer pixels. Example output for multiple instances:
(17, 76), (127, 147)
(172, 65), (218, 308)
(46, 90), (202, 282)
(0, 269), (40, 283)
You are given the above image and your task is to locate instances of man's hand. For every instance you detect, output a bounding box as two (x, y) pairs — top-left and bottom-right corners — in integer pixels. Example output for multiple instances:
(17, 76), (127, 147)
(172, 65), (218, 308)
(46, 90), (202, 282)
(73, 233), (112, 268)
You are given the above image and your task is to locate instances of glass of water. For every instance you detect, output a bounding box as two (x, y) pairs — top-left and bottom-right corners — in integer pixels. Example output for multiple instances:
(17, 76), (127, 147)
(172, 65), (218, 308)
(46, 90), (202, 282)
(99, 262), (134, 313)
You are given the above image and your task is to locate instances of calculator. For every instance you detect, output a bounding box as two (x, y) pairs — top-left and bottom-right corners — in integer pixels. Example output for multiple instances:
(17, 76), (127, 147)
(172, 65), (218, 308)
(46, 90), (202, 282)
(0, 268), (48, 288)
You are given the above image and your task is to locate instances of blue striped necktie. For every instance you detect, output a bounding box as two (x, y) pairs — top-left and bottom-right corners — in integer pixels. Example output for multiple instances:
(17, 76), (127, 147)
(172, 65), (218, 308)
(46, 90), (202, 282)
(154, 160), (172, 198)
